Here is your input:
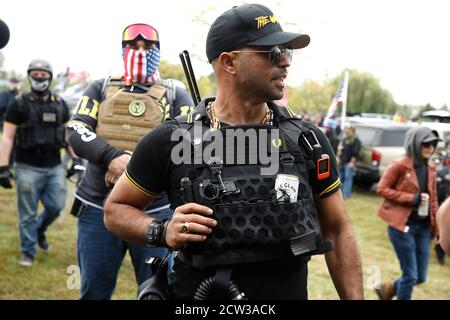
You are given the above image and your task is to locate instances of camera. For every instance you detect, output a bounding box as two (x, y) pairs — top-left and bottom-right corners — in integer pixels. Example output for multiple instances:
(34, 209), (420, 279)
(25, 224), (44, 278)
(137, 254), (172, 300)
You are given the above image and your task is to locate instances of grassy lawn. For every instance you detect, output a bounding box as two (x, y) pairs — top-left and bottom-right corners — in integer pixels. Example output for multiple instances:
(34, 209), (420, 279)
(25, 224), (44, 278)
(0, 184), (449, 300)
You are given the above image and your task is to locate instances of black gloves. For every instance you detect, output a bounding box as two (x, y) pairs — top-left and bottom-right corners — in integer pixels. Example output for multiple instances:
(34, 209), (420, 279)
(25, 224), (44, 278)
(0, 165), (13, 189)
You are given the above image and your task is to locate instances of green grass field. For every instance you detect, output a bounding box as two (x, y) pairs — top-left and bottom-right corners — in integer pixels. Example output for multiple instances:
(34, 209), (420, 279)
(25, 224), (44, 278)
(0, 184), (449, 300)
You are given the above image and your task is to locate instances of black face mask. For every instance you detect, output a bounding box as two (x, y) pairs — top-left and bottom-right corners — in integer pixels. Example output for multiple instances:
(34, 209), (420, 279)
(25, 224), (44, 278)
(28, 75), (51, 95)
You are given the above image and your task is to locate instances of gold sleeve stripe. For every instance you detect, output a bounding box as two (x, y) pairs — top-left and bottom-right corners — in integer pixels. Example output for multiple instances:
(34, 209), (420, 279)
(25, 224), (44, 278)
(3, 121), (17, 127)
(187, 110), (193, 123)
(285, 105), (296, 117)
(316, 178), (341, 199)
(125, 170), (159, 197)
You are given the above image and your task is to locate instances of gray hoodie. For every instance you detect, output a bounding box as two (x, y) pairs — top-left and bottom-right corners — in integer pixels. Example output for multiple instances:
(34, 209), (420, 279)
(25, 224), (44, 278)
(404, 126), (439, 166)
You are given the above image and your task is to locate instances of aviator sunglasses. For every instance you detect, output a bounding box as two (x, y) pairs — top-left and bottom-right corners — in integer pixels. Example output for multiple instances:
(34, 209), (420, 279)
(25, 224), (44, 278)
(231, 45), (293, 65)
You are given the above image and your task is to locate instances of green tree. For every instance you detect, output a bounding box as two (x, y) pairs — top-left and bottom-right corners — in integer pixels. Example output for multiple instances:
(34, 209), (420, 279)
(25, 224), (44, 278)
(287, 69), (400, 116)
(342, 69), (397, 114)
(158, 60), (188, 87)
(197, 73), (216, 98)
(287, 79), (334, 114)
(158, 59), (217, 101)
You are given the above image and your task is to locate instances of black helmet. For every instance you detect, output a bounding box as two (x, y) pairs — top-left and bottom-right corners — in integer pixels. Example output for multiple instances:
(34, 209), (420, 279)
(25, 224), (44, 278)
(27, 59), (53, 79)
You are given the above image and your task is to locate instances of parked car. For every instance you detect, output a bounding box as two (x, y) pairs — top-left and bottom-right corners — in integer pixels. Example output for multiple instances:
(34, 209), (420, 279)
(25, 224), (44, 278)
(421, 110), (450, 123)
(352, 122), (414, 189)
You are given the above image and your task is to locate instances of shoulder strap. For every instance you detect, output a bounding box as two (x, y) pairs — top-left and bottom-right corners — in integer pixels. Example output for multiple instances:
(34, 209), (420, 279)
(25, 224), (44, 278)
(157, 79), (176, 105)
(278, 117), (318, 172)
(100, 76), (111, 101)
(101, 76), (126, 101)
(146, 83), (167, 101)
(174, 114), (193, 131)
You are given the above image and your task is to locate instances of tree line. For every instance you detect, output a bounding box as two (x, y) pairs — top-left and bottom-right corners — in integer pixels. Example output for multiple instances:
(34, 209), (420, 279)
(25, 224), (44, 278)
(1, 55), (447, 117)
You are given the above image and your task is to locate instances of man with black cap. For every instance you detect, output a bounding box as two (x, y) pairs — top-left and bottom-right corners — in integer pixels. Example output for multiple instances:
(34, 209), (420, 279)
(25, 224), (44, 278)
(104, 4), (363, 299)
(0, 59), (71, 266)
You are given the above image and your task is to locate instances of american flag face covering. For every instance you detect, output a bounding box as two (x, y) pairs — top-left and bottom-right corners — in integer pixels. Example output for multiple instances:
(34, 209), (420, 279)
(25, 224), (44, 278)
(123, 46), (160, 85)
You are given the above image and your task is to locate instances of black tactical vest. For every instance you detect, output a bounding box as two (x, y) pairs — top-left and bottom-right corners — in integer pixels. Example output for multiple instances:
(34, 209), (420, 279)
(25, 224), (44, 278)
(175, 100), (332, 268)
(15, 93), (66, 150)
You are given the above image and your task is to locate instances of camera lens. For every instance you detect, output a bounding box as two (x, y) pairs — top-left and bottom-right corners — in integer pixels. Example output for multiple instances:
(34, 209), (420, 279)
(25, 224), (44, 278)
(200, 182), (219, 200)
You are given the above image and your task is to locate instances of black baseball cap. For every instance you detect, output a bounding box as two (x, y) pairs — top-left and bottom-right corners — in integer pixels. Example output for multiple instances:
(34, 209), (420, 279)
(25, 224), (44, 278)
(206, 3), (310, 63)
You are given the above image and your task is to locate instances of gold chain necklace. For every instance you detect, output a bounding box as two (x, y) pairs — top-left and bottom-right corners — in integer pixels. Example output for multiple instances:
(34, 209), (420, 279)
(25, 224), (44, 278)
(208, 102), (272, 129)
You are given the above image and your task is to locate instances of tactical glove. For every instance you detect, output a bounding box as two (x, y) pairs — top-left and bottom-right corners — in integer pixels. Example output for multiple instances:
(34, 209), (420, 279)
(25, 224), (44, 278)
(0, 165), (13, 189)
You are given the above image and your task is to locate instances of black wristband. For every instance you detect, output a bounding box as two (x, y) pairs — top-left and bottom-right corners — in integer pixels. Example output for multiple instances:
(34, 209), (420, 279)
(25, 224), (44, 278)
(161, 219), (170, 248)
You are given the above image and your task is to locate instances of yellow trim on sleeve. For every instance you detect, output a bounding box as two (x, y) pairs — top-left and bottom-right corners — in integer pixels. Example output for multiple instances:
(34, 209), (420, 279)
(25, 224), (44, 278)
(316, 178), (341, 199)
(125, 170), (159, 197)
(3, 121), (17, 127)
(285, 105), (296, 117)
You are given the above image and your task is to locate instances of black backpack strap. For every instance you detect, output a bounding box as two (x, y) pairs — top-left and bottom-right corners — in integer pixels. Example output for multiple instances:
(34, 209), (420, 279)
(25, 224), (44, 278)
(278, 118), (317, 171)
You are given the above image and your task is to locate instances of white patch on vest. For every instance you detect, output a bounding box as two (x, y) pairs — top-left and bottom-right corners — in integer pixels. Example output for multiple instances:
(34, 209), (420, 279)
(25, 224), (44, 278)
(275, 174), (299, 203)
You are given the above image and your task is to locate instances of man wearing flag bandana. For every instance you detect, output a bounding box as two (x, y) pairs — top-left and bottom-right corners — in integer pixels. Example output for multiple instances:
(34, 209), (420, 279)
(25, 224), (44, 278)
(66, 23), (193, 299)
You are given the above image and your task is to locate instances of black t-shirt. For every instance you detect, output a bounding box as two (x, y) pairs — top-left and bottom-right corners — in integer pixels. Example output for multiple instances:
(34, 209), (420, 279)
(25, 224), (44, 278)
(408, 164), (430, 225)
(172, 254), (308, 299)
(126, 99), (341, 299)
(127, 100), (340, 204)
(5, 92), (70, 168)
(68, 78), (193, 208)
(339, 135), (361, 164)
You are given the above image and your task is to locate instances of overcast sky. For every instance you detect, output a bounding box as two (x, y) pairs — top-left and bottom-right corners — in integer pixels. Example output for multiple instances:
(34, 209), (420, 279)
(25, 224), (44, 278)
(1, 0), (449, 107)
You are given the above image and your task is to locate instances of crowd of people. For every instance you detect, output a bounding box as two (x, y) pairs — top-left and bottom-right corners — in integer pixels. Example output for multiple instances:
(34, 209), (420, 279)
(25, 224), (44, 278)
(0, 3), (449, 301)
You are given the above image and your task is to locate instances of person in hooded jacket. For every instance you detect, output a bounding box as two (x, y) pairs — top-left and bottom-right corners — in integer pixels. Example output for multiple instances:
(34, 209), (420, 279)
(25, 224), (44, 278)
(375, 126), (441, 300)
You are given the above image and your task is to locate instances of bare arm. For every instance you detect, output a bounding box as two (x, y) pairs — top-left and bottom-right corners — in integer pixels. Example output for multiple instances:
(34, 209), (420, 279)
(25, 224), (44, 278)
(438, 197), (450, 255)
(316, 191), (364, 299)
(0, 123), (17, 166)
(104, 174), (217, 248)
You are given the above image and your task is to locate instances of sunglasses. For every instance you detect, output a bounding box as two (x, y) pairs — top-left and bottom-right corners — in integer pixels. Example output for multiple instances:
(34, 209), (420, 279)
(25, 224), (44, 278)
(231, 45), (293, 65)
(422, 141), (437, 148)
(122, 24), (159, 43)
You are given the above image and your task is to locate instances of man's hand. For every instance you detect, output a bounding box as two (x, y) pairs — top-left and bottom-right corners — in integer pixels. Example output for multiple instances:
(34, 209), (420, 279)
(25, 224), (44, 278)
(0, 165), (12, 189)
(105, 153), (131, 187)
(164, 203), (217, 249)
(348, 157), (357, 168)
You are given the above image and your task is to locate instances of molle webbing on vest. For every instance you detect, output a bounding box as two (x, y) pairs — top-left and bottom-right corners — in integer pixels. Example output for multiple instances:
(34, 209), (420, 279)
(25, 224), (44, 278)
(176, 118), (328, 267)
(96, 83), (166, 151)
(15, 94), (66, 150)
